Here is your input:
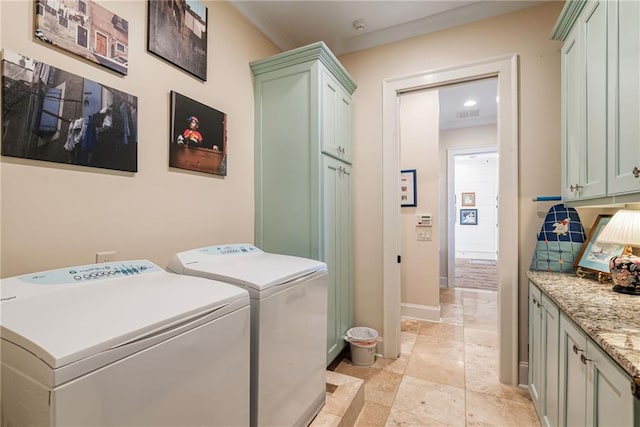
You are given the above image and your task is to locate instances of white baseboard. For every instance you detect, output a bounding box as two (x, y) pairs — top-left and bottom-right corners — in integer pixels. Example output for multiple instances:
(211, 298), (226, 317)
(519, 361), (529, 387)
(401, 302), (441, 322)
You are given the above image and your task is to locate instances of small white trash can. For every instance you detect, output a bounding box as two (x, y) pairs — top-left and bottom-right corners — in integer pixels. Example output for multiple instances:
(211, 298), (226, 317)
(345, 327), (379, 367)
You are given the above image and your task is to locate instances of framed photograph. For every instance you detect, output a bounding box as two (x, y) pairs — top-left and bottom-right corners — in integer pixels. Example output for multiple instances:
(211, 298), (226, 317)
(575, 215), (626, 275)
(462, 192), (476, 206)
(460, 208), (478, 225)
(148, 0), (208, 81)
(400, 169), (417, 207)
(170, 91), (227, 176)
(2, 50), (137, 172)
(35, 0), (129, 75)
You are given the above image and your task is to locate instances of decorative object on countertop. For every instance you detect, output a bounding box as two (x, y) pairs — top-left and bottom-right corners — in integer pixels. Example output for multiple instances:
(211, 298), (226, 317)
(530, 204), (586, 273)
(575, 215), (625, 282)
(595, 210), (640, 295)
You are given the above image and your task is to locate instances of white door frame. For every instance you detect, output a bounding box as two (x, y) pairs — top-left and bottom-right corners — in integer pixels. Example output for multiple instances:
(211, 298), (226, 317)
(382, 54), (519, 384)
(447, 146), (499, 287)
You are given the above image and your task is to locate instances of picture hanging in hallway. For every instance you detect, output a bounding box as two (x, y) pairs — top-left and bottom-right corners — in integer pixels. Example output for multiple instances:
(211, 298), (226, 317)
(34, 0), (129, 75)
(400, 169), (416, 207)
(2, 50), (138, 172)
(460, 208), (478, 225)
(147, 0), (207, 80)
(169, 91), (227, 176)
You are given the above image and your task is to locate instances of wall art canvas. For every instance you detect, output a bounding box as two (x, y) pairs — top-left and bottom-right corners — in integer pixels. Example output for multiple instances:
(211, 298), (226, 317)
(460, 208), (478, 225)
(400, 169), (416, 207)
(2, 50), (138, 172)
(170, 91), (227, 176)
(148, 0), (207, 81)
(35, 0), (129, 75)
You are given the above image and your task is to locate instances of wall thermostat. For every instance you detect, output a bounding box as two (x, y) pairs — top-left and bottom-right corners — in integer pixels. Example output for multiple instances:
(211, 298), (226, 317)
(417, 214), (432, 227)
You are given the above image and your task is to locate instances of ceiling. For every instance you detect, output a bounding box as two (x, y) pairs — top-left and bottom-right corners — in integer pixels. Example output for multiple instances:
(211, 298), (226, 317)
(232, 0), (541, 129)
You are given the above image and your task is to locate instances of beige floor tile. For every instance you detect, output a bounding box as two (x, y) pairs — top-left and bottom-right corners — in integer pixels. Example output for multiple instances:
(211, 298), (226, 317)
(382, 352), (411, 376)
(390, 376), (465, 427)
(411, 334), (465, 359)
(404, 351), (465, 389)
(439, 288), (464, 305)
(400, 331), (418, 355)
(335, 360), (382, 381)
(354, 401), (391, 427)
(463, 327), (498, 348)
(385, 407), (455, 427)
(310, 411), (342, 427)
(362, 369), (404, 407)
(465, 389), (539, 427)
(418, 321), (464, 341)
(401, 318), (422, 333)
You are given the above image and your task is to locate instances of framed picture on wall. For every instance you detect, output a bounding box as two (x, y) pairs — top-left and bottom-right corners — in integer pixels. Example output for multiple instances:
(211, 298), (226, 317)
(147, 0), (208, 81)
(34, 0), (130, 75)
(462, 192), (476, 206)
(400, 169), (416, 207)
(169, 91), (227, 176)
(460, 208), (478, 225)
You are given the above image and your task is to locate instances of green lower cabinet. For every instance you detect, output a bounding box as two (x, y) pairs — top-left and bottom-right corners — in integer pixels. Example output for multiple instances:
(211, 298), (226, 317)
(559, 313), (639, 426)
(529, 282), (560, 427)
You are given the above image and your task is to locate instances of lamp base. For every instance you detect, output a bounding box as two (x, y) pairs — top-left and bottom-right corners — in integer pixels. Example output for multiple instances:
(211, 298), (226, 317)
(609, 255), (640, 295)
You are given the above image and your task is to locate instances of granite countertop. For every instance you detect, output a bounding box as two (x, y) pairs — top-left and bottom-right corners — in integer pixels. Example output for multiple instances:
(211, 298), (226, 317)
(526, 270), (640, 395)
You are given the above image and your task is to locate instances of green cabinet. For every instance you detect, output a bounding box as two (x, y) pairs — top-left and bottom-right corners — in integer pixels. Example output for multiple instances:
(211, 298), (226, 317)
(251, 42), (357, 366)
(553, 0), (640, 204)
(529, 282), (560, 427)
(559, 313), (637, 426)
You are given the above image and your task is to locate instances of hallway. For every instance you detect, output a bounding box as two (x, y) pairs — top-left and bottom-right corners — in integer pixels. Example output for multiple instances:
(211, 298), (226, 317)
(334, 288), (538, 426)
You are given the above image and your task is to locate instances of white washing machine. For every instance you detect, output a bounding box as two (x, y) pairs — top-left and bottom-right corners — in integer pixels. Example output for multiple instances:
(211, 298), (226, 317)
(168, 244), (328, 427)
(0, 260), (250, 427)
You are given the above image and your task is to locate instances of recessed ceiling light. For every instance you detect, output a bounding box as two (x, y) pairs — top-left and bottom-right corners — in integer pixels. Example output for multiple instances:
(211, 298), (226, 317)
(464, 100), (477, 107)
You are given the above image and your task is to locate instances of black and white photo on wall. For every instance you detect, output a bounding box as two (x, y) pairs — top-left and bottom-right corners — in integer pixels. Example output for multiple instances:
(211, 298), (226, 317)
(147, 0), (207, 81)
(2, 50), (138, 172)
(170, 91), (227, 176)
(35, 0), (129, 75)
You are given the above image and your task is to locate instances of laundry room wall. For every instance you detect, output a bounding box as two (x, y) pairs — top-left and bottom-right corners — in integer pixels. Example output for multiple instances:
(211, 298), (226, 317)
(0, 1), (278, 277)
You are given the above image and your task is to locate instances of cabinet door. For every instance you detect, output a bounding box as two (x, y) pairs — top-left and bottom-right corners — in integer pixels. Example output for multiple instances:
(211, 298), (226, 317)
(585, 341), (634, 427)
(608, 0), (640, 195)
(529, 282), (544, 415)
(561, 25), (583, 202)
(321, 71), (352, 163)
(581, 0), (607, 199)
(541, 293), (560, 427)
(324, 156), (352, 365)
(559, 315), (588, 427)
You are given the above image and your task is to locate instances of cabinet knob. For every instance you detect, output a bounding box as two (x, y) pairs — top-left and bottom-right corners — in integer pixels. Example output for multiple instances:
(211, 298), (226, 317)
(572, 344), (584, 355)
(633, 166), (639, 178)
(580, 354), (592, 365)
(569, 184), (583, 192)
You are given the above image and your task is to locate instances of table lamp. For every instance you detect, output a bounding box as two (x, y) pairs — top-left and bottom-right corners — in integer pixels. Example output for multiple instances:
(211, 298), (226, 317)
(596, 210), (640, 295)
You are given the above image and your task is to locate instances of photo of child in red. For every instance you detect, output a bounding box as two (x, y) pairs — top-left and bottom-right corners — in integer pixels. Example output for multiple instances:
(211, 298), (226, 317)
(177, 116), (203, 146)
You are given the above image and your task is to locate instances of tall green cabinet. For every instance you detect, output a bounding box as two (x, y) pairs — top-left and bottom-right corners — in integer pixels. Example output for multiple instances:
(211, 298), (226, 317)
(250, 42), (357, 365)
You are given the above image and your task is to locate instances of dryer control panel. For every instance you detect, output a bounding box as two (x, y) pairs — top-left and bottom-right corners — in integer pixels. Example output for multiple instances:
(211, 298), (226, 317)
(17, 260), (161, 285)
(198, 244), (261, 256)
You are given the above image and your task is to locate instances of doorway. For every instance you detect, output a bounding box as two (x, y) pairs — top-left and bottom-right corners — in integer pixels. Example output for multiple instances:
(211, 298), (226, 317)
(448, 148), (499, 291)
(382, 55), (519, 384)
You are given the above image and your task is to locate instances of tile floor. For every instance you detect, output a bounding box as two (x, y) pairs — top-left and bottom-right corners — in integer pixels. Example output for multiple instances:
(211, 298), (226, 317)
(334, 287), (540, 426)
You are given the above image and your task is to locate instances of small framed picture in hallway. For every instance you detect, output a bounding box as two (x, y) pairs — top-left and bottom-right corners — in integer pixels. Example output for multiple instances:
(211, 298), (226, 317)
(462, 192), (475, 206)
(460, 208), (478, 225)
(400, 169), (416, 207)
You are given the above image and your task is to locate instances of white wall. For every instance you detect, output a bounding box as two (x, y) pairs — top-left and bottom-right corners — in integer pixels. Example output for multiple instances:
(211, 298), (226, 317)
(0, 1), (278, 277)
(454, 153), (498, 260)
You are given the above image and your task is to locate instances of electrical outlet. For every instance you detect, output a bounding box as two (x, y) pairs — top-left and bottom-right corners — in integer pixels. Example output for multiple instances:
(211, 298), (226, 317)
(96, 251), (116, 263)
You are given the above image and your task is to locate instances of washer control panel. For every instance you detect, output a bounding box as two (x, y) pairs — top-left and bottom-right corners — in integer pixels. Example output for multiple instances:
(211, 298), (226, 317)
(198, 244), (261, 256)
(18, 260), (161, 285)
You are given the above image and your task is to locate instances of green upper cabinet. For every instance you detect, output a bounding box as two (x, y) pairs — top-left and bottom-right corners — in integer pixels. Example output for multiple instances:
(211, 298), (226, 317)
(608, 0), (640, 195)
(251, 42), (357, 366)
(553, 0), (640, 205)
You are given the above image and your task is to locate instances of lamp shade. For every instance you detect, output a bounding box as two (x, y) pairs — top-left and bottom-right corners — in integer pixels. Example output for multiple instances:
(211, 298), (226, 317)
(596, 210), (640, 246)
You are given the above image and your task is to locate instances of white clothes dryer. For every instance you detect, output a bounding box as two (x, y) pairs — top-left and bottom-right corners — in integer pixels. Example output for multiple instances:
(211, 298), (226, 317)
(0, 260), (250, 427)
(168, 244), (328, 427)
